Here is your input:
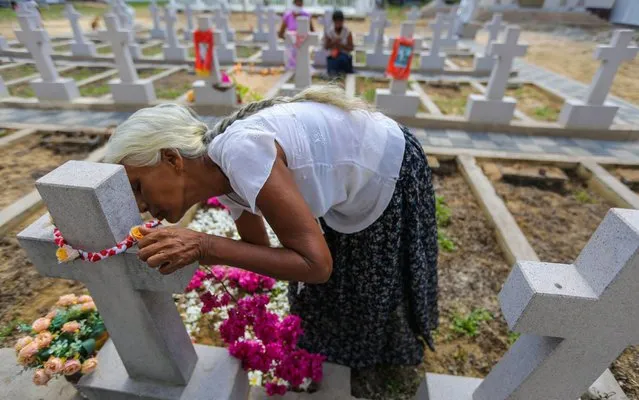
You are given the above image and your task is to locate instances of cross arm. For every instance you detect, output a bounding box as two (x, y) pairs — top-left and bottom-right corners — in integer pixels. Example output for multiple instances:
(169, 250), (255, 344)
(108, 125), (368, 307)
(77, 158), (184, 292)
(499, 261), (598, 338)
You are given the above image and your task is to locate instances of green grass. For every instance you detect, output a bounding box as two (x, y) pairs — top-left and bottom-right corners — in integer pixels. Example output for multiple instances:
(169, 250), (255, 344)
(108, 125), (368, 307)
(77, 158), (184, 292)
(9, 83), (35, 97)
(355, 50), (366, 64)
(0, 64), (38, 81)
(138, 68), (165, 79)
(0, 319), (25, 345)
(53, 43), (71, 53)
(142, 44), (164, 57)
(79, 79), (111, 97)
(533, 106), (559, 121)
(508, 331), (521, 346)
(0, 129), (14, 138)
(436, 195), (456, 252)
(60, 67), (108, 81)
(97, 45), (113, 55)
(451, 309), (493, 337)
(574, 189), (596, 204)
(236, 46), (260, 59)
(385, 4), (407, 21)
(235, 81), (264, 103)
(363, 87), (376, 103)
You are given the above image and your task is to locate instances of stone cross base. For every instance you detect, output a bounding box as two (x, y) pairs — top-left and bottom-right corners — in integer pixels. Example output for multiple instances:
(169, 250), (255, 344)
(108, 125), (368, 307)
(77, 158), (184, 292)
(363, 33), (378, 46)
(262, 48), (285, 65)
(440, 38), (458, 49)
(109, 79), (157, 104)
(249, 363), (358, 400)
(253, 31), (269, 42)
(31, 78), (80, 101)
(465, 94), (516, 124)
(163, 45), (188, 61)
(151, 29), (167, 40)
(420, 54), (446, 72)
(71, 41), (97, 57)
(314, 49), (328, 67)
(559, 99), (619, 130)
(193, 80), (238, 106)
(473, 55), (495, 74)
(365, 50), (390, 69)
(217, 45), (238, 64)
(375, 88), (421, 117)
(78, 341), (249, 400)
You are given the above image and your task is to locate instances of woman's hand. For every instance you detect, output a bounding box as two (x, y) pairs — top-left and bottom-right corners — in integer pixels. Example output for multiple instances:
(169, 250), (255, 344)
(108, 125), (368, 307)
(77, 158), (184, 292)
(137, 226), (206, 275)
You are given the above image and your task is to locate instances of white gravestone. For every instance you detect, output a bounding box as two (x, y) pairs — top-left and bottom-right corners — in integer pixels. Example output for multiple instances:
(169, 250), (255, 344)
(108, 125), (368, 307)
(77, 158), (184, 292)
(184, 3), (194, 42)
(559, 30), (638, 130)
(98, 13), (155, 104)
(375, 22), (422, 117)
(211, 11), (236, 64)
(253, 4), (269, 42)
(440, 6), (459, 48)
(363, 9), (386, 46)
(214, 8), (235, 43)
(18, 161), (249, 400)
(365, 15), (391, 69)
(262, 8), (285, 65)
(314, 10), (332, 68)
(466, 26), (527, 124)
(417, 208), (638, 400)
(280, 16), (320, 97)
(149, 0), (167, 40)
(420, 13), (449, 72)
(110, 0), (141, 59)
(163, 7), (187, 61)
(473, 13), (504, 74)
(455, 0), (481, 39)
(0, 76), (8, 98)
(20, 1), (42, 28)
(65, 3), (97, 57)
(407, 6), (421, 22)
(192, 16), (238, 107)
(14, 15), (79, 102)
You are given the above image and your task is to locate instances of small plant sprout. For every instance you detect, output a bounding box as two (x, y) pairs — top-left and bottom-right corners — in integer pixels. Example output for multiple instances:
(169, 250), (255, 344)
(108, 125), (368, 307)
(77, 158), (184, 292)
(451, 308), (493, 337)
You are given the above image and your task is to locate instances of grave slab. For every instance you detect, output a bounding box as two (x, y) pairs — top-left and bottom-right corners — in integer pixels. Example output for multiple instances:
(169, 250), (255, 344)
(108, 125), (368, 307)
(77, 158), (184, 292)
(109, 79), (156, 104)
(465, 93), (516, 124)
(558, 99), (619, 130)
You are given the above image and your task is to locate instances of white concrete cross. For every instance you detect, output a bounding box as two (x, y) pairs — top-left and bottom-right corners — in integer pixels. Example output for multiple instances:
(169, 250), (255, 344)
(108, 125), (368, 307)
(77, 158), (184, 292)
(149, 0), (167, 40)
(98, 13), (138, 84)
(364, 9), (386, 45)
(584, 29), (638, 106)
(420, 12), (448, 71)
(184, 2), (194, 42)
(485, 12), (504, 44)
(17, 161), (247, 399)
(454, 0), (479, 36)
(14, 15), (57, 83)
(484, 26), (528, 100)
(285, 16), (319, 89)
(440, 5), (459, 48)
(372, 16), (388, 56)
(254, 4), (268, 42)
(407, 6), (421, 21)
(19, 1), (42, 28)
(262, 7), (284, 65)
(314, 10), (333, 67)
(473, 12), (503, 73)
(214, 7), (235, 43)
(64, 3), (97, 57)
(472, 208), (639, 399)
(163, 6), (187, 61)
(109, 0), (141, 59)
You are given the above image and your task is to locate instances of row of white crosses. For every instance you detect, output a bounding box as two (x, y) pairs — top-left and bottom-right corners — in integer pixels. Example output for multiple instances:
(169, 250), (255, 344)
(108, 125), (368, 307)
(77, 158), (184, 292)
(64, 3), (97, 58)
(280, 16), (320, 97)
(262, 7), (285, 65)
(253, 4), (269, 42)
(314, 10), (333, 68)
(365, 12), (391, 69)
(213, 8), (237, 64)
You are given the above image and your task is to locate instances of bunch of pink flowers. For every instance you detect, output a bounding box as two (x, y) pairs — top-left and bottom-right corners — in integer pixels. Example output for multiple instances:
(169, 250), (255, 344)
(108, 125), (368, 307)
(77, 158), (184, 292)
(186, 266), (276, 294)
(206, 196), (228, 210)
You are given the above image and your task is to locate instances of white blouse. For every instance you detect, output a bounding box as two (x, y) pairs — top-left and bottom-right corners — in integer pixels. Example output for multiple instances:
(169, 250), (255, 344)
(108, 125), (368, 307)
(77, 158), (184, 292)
(207, 102), (406, 234)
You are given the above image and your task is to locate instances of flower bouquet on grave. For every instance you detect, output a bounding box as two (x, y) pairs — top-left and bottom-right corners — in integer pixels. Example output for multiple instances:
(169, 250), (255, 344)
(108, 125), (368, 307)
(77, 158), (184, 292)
(187, 266), (326, 396)
(14, 294), (107, 386)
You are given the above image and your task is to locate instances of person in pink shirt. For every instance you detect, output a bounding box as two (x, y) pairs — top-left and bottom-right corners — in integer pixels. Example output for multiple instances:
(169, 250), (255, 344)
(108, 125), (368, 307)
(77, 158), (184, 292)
(278, 0), (315, 70)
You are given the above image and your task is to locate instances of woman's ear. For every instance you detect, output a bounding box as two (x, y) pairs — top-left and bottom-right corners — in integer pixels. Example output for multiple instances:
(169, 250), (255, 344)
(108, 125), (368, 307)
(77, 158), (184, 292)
(160, 149), (184, 172)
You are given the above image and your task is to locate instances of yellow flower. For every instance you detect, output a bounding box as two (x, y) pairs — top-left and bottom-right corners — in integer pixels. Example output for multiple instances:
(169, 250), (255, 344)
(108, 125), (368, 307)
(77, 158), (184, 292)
(130, 226), (144, 240)
(56, 247), (69, 262)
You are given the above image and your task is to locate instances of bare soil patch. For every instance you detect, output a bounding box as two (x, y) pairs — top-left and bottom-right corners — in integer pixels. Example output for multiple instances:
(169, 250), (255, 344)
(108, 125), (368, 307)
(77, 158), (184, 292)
(155, 69), (199, 99)
(505, 83), (564, 122)
(421, 81), (479, 115)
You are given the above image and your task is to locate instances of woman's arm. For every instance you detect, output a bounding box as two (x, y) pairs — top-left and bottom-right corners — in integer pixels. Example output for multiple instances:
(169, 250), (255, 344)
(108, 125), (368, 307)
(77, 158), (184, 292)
(138, 158), (333, 284)
(235, 211), (270, 247)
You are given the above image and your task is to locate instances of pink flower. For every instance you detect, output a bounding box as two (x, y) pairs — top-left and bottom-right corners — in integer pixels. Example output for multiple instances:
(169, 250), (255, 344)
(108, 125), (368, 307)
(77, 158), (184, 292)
(33, 369), (51, 386)
(14, 336), (33, 353)
(63, 359), (82, 376)
(81, 358), (98, 374)
(32, 317), (51, 333)
(45, 309), (58, 319)
(200, 292), (231, 313)
(44, 357), (64, 375)
(278, 315), (303, 348)
(80, 302), (97, 312)
(62, 321), (81, 334)
(265, 382), (288, 396)
(18, 341), (39, 365)
(210, 266), (227, 281)
(78, 295), (93, 304)
(56, 294), (78, 307)
(206, 197), (228, 210)
(35, 331), (53, 349)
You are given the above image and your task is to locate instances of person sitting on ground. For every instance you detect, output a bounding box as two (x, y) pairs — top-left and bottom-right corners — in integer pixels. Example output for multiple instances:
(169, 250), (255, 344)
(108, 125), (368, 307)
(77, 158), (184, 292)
(323, 10), (354, 77)
(278, 0), (314, 71)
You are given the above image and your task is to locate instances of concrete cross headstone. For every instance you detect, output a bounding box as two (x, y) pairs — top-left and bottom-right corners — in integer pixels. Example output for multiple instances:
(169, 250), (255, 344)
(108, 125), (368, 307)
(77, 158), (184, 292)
(466, 26), (527, 124)
(184, 3), (194, 42)
(262, 7), (285, 65)
(253, 4), (269, 42)
(64, 3), (97, 57)
(454, 0), (481, 38)
(14, 14), (79, 101)
(214, 7), (235, 43)
(417, 208), (638, 399)
(365, 14), (391, 69)
(97, 13), (155, 104)
(441, 6), (459, 48)
(149, 0), (167, 40)
(473, 13), (504, 73)
(18, 161), (248, 400)
(163, 6), (187, 61)
(375, 21), (422, 117)
(192, 16), (238, 106)
(420, 12), (449, 72)
(363, 9), (385, 46)
(109, 0), (141, 59)
(407, 6), (421, 21)
(20, 1), (42, 28)
(314, 9), (333, 67)
(280, 16), (319, 96)
(559, 29), (638, 129)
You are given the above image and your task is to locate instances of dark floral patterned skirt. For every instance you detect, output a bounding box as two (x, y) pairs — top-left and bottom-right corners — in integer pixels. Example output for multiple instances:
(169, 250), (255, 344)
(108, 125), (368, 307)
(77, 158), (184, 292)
(288, 127), (439, 368)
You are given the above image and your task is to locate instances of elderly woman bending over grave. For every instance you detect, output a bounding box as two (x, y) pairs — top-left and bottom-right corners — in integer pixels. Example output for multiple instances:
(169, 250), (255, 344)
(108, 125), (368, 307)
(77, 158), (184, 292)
(103, 86), (439, 387)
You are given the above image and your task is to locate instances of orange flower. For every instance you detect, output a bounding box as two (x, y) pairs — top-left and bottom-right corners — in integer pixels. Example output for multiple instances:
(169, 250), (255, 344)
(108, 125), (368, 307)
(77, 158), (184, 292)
(62, 321), (81, 334)
(130, 226), (144, 240)
(56, 294), (78, 307)
(63, 359), (82, 376)
(80, 302), (97, 313)
(14, 336), (33, 353)
(33, 369), (51, 386)
(81, 358), (98, 375)
(32, 317), (51, 333)
(78, 295), (93, 304)
(35, 331), (53, 349)
(44, 357), (64, 375)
